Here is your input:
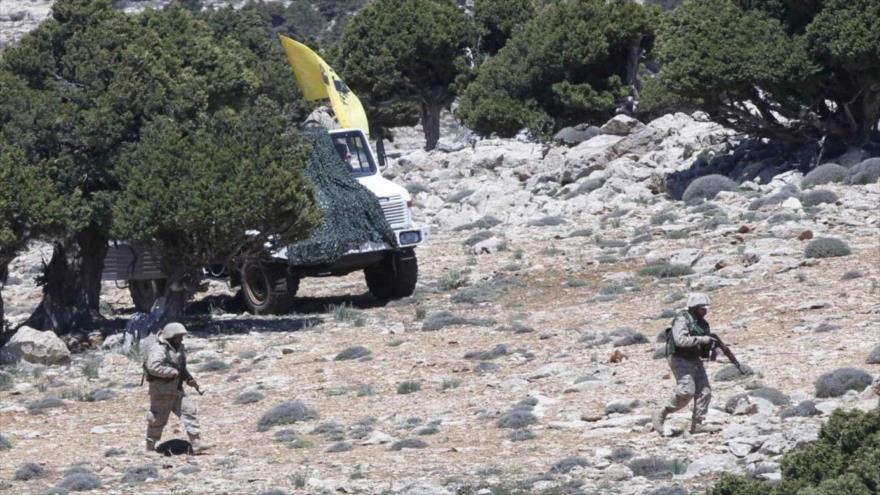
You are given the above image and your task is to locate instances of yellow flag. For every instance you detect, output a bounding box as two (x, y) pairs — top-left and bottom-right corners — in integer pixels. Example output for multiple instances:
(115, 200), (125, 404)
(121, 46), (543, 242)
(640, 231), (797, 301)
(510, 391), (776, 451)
(279, 35), (370, 136)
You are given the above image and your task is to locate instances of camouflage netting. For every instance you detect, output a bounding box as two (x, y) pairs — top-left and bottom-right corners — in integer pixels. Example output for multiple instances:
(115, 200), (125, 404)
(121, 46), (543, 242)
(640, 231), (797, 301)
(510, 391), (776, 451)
(284, 128), (397, 267)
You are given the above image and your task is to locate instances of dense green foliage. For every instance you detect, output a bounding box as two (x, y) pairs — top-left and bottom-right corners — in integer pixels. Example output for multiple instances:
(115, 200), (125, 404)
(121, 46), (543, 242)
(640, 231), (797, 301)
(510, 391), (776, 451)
(655, 0), (880, 145)
(112, 99), (320, 277)
(0, 0), (317, 330)
(474, 0), (535, 56)
(0, 146), (66, 264)
(458, 0), (658, 138)
(336, 0), (475, 149)
(233, 0), (367, 46)
(709, 407), (880, 495)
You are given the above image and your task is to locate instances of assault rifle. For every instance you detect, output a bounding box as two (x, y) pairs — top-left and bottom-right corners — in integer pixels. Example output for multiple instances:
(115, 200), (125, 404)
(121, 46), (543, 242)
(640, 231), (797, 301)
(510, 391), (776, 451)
(708, 333), (745, 374)
(170, 362), (204, 395)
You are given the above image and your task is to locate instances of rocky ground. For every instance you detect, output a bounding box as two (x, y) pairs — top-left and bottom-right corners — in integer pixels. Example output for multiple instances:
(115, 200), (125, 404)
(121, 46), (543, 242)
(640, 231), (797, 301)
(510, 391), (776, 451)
(1, 111), (879, 495)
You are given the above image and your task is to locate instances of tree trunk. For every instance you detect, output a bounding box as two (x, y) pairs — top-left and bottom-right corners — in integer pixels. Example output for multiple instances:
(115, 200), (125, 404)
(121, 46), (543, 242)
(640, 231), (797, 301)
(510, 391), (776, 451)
(0, 258), (8, 340)
(76, 226), (108, 316)
(626, 35), (644, 95)
(421, 101), (442, 152)
(23, 242), (82, 332)
(23, 226), (107, 334)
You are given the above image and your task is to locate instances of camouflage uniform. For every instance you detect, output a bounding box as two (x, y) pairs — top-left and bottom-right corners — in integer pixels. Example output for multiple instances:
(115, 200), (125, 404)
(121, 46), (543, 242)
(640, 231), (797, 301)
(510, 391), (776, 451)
(654, 295), (714, 435)
(143, 323), (201, 452)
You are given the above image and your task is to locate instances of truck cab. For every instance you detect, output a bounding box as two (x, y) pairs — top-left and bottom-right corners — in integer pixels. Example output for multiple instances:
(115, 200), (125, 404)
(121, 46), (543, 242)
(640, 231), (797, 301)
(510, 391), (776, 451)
(103, 128), (428, 314)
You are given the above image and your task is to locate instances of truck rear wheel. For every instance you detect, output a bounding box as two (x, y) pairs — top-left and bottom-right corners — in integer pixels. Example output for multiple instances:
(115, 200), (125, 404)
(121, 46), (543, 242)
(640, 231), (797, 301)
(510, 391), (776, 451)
(129, 279), (167, 313)
(364, 249), (418, 300)
(241, 262), (299, 315)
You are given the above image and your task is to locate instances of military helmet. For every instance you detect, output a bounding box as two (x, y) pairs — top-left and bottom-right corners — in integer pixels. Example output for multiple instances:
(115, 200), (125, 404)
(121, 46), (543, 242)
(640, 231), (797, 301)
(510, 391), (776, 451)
(160, 322), (188, 339)
(686, 292), (711, 309)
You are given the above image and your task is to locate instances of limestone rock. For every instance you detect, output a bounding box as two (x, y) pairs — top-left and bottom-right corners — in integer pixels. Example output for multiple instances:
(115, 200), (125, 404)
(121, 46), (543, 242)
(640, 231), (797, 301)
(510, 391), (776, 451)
(600, 115), (644, 136)
(3, 326), (70, 365)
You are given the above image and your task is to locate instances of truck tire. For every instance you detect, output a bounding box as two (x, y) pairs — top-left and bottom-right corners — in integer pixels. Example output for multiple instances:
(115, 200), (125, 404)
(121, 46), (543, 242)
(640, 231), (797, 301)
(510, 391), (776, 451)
(241, 262), (299, 315)
(129, 279), (167, 313)
(364, 249), (418, 300)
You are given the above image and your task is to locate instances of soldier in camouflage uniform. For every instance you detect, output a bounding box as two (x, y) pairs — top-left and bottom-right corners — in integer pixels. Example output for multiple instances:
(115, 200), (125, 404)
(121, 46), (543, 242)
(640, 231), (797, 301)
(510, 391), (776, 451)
(653, 293), (716, 436)
(143, 322), (210, 453)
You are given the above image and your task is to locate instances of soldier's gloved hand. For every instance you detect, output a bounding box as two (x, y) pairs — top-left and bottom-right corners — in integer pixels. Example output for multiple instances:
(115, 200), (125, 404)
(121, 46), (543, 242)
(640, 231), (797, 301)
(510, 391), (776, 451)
(698, 336), (714, 345)
(186, 378), (197, 387)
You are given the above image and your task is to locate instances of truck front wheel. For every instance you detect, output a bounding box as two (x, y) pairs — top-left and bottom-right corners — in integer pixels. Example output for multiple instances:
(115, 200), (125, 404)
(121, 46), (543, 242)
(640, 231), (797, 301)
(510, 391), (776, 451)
(241, 262), (299, 315)
(129, 279), (167, 313)
(364, 249), (418, 300)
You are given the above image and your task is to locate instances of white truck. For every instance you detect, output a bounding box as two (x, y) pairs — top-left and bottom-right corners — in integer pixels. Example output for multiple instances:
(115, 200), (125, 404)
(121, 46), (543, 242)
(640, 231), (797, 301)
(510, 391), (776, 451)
(101, 128), (428, 315)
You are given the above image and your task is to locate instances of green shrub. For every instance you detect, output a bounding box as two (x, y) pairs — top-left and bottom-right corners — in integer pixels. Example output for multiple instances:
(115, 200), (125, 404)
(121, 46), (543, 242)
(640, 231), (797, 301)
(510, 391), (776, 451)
(866, 345), (880, 364)
(650, 212), (678, 225)
(714, 364), (755, 382)
(682, 175), (738, 202)
(749, 387), (790, 406)
(235, 391), (265, 405)
(437, 270), (467, 291)
(527, 215), (566, 227)
(639, 262), (694, 278)
(844, 158), (880, 185)
(0, 371), (12, 391)
(802, 164), (847, 189)
(800, 189), (838, 207)
(451, 216), (502, 232)
(709, 408), (880, 495)
(334, 346), (371, 361)
(780, 400), (820, 419)
(815, 367), (873, 397)
(406, 182), (429, 195)
(804, 237), (851, 259)
(549, 456), (590, 474)
(389, 438), (428, 450)
(397, 380), (421, 394)
(464, 230), (493, 247)
(257, 401), (317, 432)
(446, 189), (475, 203)
(628, 456), (688, 479)
(14, 462), (46, 481)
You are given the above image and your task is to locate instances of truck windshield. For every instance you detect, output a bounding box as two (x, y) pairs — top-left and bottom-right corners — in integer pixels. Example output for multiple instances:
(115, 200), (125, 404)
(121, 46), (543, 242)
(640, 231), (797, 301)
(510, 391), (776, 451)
(331, 133), (376, 177)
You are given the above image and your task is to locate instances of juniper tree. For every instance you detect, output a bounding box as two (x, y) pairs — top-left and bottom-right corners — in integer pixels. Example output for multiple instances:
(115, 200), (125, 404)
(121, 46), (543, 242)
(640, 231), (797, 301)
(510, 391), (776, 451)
(655, 0), (880, 146)
(458, 0), (658, 138)
(336, 0), (475, 150)
(0, 0), (313, 332)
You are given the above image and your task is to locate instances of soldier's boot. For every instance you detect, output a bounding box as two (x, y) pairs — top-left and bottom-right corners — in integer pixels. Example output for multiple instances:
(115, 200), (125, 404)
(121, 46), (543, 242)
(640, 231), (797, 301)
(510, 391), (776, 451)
(652, 409), (668, 437)
(689, 422), (721, 434)
(145, 439), (156, 453)
(188, 434), (213, 454)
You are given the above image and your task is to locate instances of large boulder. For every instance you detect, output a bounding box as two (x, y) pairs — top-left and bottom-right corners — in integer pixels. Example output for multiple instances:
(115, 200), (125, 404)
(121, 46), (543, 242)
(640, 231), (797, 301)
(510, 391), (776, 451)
(554, 124), (600, 146)
(601, 114), (644, 136)
(3, 326), (71, 365)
